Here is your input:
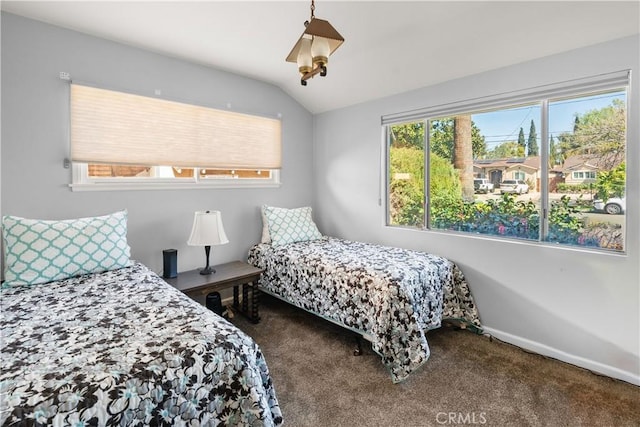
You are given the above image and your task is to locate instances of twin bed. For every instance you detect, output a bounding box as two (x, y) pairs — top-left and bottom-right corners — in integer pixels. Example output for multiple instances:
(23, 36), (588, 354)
(0, 211), (282, 426)
(248, 236), (482, 383)
(1, 207), (482, 424)
(249, 205), (482, 383)
(0, 262), (283, 426)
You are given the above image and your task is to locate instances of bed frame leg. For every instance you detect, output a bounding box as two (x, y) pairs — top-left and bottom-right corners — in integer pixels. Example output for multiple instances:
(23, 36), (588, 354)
(353, 336), (363, 356)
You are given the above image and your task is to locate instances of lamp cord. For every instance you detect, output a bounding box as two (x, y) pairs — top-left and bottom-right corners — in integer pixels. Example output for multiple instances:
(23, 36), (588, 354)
(310, 0), (315, 19)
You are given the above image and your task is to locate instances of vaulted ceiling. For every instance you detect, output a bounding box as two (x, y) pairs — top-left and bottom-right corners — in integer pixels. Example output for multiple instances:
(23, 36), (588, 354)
(2, 1), (638, 114)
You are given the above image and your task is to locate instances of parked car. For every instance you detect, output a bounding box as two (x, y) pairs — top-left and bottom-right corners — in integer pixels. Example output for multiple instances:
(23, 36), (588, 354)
(500, 179), (529, 194)
(593, 197), (626, 215)
(474, 178), (494, 194)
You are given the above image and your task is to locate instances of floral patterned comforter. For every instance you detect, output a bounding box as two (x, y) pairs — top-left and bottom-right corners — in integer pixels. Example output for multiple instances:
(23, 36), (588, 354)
(0, 262), (282, 426)
(248, 237), (481, 383)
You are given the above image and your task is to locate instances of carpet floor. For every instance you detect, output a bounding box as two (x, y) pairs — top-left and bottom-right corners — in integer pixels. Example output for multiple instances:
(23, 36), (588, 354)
(233, 294), (639, 427)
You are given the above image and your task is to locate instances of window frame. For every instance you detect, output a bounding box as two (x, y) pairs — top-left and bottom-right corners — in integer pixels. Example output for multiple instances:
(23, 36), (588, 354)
(71, 163), (281, 191)
(572, 171), (596, 180)
(383, 71), (629, 254)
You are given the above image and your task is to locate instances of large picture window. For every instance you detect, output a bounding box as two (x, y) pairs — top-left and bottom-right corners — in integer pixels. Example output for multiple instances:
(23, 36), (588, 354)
(385, 72), (628, 253)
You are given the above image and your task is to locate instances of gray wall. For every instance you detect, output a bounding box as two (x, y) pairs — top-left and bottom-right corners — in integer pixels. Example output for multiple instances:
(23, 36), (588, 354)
(313, 35), (640, 384)
(1, 12), (314, 276)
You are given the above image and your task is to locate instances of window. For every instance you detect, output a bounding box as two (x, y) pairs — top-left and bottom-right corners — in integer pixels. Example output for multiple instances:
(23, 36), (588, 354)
(69, 84), (281, 190)
(385, 71), (628, 253)
(572, 171), (596, 180)
(72, 163), (278, 190)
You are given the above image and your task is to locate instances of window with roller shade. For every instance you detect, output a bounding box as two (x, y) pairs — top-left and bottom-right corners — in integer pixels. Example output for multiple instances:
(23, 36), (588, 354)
(69, 84), (281, 190)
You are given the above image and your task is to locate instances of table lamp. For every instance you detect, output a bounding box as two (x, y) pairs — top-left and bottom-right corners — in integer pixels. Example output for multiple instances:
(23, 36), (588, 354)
(187, 210), (229, 275)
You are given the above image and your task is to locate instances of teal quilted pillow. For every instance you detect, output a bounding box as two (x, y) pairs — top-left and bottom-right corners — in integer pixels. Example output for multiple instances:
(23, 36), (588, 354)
(263, 206), (322, 247)
(2, 211), (132, 286)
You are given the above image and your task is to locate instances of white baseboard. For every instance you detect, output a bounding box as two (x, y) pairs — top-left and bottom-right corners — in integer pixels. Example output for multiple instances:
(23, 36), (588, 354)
(482, 326), (640, 386)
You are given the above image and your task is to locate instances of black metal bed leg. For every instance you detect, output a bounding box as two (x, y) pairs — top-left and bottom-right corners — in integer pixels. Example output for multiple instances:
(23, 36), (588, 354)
(353, 336), (363, 356)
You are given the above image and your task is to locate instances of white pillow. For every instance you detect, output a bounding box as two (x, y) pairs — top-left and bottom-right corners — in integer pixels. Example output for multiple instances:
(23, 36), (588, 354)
(262, 205), (322, 247)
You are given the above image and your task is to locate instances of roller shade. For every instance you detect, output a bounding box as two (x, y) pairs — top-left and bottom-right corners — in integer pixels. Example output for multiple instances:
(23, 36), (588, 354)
(381, 70), (630, 125)
(70, 84), (282, 169)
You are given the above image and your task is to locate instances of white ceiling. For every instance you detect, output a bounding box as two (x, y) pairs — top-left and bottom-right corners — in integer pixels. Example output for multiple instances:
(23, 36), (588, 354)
(2, 1), (639, 114)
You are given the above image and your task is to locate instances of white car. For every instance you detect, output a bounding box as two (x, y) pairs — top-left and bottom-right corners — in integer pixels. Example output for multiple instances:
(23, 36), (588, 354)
(474, 178), (494, 194)
(500, 179), (529, 194)
(593, 197), (625, 215)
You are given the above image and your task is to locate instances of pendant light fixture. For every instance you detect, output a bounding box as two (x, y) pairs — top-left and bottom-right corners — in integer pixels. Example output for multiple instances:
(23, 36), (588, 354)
(286, 0), (344, 86)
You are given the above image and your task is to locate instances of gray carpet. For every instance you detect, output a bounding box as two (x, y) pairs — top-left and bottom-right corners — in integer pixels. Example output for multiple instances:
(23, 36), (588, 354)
(233, 295), (639, 427)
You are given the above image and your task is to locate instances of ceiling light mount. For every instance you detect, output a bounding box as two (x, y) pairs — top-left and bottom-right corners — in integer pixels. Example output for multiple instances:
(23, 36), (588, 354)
(286, 0), (344, 86)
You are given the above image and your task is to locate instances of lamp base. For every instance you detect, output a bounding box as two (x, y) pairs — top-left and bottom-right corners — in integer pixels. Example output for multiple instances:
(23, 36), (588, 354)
(199, 267), (216, 275)
(199, 245), (216, 275)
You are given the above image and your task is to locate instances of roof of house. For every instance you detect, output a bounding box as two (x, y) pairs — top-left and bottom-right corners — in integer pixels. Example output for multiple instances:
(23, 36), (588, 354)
(475, 154), (619, 174)
(562, 154), (607, 172)
(474, 156), (540, 171)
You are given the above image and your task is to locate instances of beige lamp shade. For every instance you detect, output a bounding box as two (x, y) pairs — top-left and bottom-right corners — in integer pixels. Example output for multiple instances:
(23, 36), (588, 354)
(187, 211), (229, 247)
(286, 18), (344, 64)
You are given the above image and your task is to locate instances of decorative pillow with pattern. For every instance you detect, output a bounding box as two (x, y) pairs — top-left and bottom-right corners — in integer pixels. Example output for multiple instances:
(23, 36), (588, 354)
(2, 210), (132, 286)
(263, 205), (322, 247)
(261, 206), (272, 244)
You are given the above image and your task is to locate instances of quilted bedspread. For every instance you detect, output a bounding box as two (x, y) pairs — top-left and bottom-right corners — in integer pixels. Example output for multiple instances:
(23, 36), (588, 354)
(248, 237), (481, 383)
(0, 262), (282, 426)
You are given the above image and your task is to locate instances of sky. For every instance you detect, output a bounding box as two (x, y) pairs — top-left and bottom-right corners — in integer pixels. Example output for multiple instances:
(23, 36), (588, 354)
(471, 90), (625, 151)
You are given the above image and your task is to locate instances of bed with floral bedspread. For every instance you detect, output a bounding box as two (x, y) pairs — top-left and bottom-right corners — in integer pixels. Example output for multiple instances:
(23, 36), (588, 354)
(248, 237), (482, 383)
(0, 262), (282, 426)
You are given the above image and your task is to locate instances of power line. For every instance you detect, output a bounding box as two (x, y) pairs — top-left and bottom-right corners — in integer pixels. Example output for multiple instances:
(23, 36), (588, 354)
(549, 92), (624, 107)
(476, 92), (624, 145)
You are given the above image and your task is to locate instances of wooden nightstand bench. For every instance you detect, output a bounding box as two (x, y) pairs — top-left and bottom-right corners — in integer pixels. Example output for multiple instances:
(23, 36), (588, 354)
(165, 261), (263, 323)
